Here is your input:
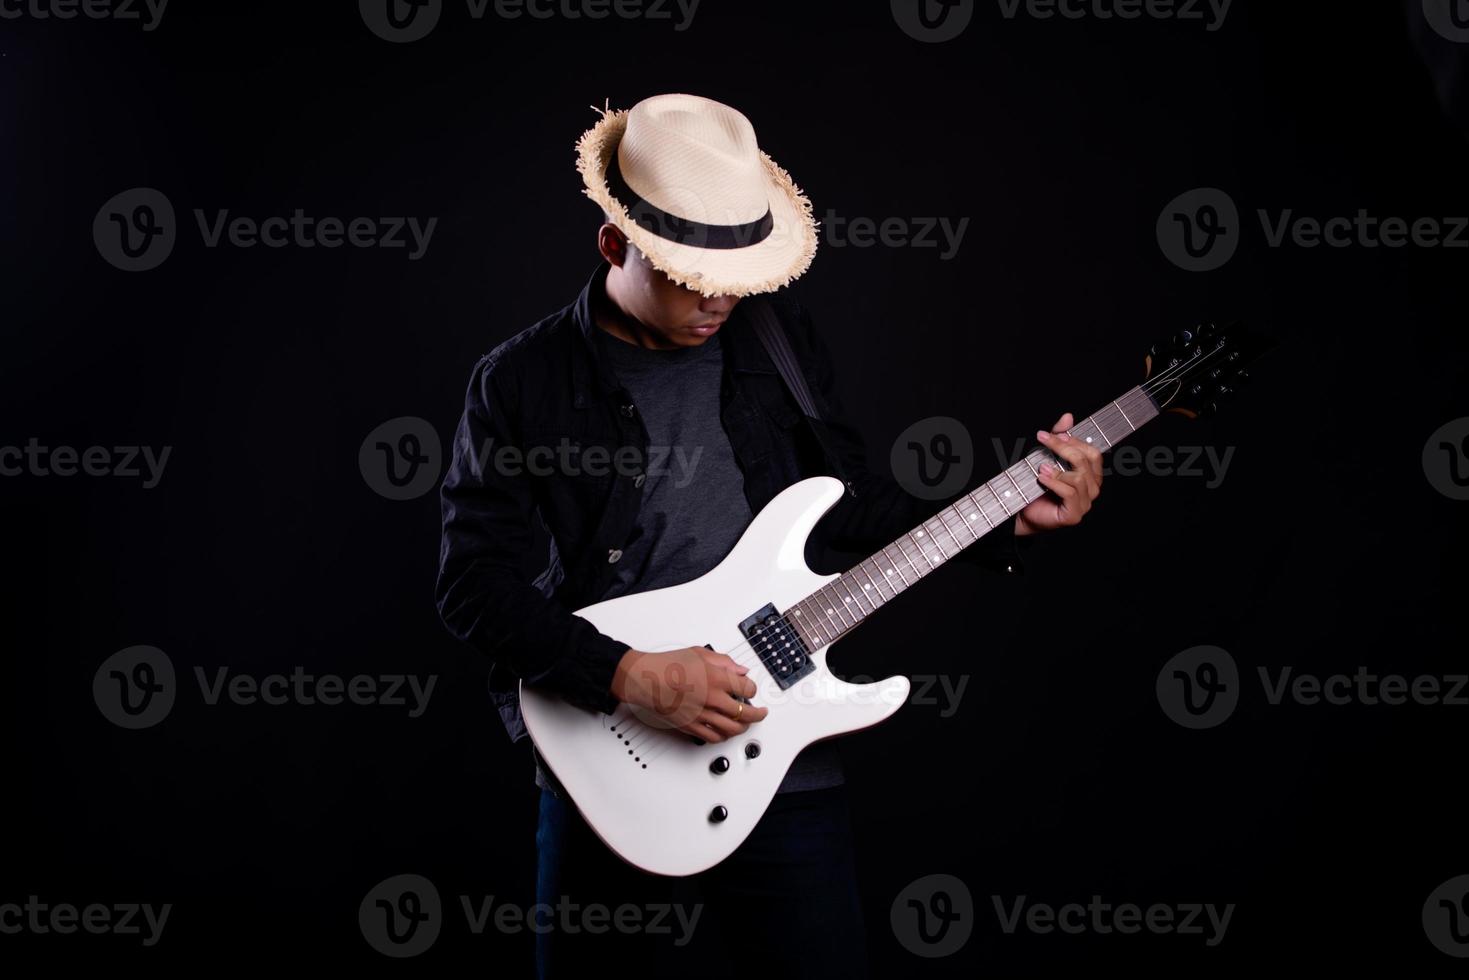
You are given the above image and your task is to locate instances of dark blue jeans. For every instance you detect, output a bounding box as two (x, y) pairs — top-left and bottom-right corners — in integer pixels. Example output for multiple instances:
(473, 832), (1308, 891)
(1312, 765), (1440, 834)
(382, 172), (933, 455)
(535, 783), (869, 978)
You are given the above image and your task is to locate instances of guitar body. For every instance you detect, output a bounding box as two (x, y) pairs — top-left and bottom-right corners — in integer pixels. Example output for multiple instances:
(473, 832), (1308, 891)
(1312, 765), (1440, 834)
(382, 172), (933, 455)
(520, 476), (911, 877)
(519, 319), (1267, 878)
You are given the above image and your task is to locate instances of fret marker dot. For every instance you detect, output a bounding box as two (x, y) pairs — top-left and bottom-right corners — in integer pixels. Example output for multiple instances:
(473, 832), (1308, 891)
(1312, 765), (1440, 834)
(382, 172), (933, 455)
(1085, 437), (1093, 443)
(1003, 491), (1012, 497)
(885, 570), (892, 575)
(863, 583), (870, 590)
(916, 531), (924, 537)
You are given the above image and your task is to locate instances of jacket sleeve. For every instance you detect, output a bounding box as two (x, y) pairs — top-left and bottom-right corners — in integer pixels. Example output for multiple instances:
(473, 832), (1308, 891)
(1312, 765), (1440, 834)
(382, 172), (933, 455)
(785, 302), (1031, 575)
(435, 353), (628, 715)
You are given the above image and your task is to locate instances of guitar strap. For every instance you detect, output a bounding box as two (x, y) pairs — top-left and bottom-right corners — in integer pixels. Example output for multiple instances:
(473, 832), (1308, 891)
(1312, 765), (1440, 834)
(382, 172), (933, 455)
(744, 297), (858, 499)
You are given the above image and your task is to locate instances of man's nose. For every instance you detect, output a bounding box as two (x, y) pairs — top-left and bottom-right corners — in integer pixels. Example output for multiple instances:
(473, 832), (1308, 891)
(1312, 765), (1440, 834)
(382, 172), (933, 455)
(700, 294), (738, 314)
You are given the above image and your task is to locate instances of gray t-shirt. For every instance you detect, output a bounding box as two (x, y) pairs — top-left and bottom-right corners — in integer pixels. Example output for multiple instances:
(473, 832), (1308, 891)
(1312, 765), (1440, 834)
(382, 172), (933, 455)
(533, 325), (842, 795)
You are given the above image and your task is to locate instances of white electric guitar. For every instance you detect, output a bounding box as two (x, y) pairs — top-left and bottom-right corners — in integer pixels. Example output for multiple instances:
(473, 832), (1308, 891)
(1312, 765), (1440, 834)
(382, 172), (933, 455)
(521, 323), (1261, 875)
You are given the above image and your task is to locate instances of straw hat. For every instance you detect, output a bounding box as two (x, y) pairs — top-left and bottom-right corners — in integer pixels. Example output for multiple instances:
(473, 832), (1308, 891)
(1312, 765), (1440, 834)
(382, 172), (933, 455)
(576, 93), (819, 298)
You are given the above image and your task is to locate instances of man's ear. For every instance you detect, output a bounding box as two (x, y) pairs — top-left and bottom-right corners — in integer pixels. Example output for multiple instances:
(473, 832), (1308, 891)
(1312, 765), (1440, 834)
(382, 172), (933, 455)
(598, 223), (630, 267)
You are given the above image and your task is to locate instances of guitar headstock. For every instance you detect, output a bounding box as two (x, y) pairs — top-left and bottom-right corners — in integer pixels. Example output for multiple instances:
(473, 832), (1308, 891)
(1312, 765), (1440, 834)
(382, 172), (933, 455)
(1144, 321), (1270, 418)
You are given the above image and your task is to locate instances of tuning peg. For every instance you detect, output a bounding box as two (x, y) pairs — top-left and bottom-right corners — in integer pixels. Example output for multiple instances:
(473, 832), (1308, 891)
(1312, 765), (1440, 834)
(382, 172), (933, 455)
(1173, 329), (1195, 349)
(1197, 321), (1216, 337)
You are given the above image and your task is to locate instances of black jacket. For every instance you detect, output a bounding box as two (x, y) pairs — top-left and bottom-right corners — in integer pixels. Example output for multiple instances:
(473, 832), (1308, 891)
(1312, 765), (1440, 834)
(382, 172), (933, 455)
(435, 262), (1024, 741)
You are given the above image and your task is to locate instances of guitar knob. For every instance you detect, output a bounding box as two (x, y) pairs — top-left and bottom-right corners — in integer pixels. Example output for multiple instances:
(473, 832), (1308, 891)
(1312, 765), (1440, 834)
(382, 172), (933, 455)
(709, 805), (728, 823)
(710, 756), (730, 774)
(744, 742), (761, 759)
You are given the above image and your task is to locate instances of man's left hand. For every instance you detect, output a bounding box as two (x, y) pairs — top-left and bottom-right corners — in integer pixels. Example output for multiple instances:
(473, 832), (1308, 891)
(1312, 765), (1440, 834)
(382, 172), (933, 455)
(1015, 412), (1103, 536)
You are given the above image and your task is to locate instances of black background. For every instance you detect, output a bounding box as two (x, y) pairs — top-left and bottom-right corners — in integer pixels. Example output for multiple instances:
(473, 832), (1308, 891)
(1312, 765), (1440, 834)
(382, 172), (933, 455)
(4, 0), (1467, 973)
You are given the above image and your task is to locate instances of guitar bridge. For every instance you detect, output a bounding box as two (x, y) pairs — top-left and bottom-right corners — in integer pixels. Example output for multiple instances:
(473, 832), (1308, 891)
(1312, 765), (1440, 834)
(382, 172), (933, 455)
(737, 604), (815, 689)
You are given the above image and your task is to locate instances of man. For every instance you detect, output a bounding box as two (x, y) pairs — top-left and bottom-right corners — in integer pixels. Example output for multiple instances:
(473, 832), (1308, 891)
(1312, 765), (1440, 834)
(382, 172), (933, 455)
(436, 93), (1103, 977)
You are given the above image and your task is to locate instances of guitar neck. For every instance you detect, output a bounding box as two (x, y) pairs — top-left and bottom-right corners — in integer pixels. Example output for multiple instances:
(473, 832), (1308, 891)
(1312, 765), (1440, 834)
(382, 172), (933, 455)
(786, 385), (1161, 650)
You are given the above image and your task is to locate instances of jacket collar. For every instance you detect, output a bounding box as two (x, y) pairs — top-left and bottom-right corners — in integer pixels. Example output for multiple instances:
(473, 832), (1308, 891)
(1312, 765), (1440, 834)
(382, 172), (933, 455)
(570, 260), (777, 409)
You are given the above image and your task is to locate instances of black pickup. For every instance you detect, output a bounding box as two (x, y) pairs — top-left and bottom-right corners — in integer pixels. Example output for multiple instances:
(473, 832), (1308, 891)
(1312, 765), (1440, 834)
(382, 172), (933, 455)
(737, 603), (815, 689)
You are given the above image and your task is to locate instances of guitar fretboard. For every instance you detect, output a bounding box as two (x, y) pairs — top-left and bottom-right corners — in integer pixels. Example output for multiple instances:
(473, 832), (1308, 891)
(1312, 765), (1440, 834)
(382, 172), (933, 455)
(786, 386), (1160, 650)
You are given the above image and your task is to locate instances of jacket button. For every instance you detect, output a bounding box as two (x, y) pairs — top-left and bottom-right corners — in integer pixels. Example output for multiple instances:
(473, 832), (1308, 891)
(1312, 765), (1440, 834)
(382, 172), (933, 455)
(633, 473), (646, 488)
(607, 549), (623, 563)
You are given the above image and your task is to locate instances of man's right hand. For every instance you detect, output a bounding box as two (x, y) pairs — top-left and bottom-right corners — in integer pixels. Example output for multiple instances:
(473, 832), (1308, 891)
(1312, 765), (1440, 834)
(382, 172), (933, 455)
(610, 646), (769, 743)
